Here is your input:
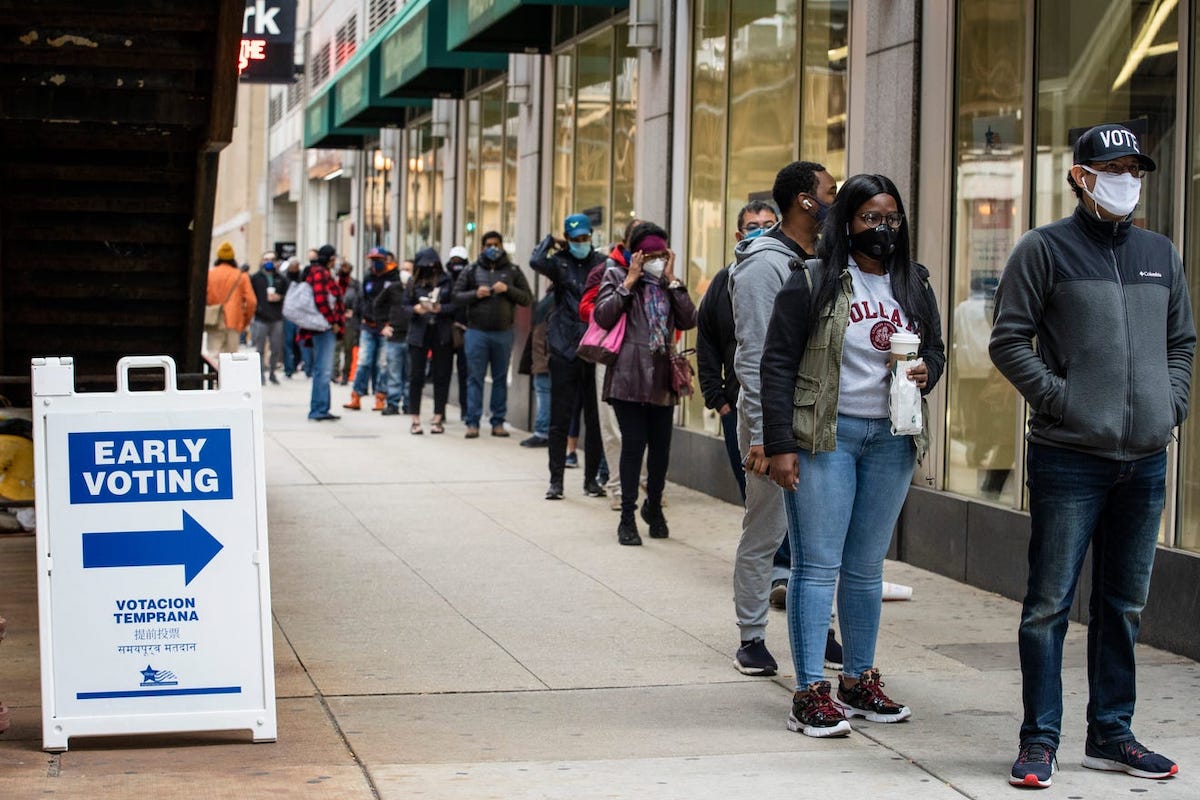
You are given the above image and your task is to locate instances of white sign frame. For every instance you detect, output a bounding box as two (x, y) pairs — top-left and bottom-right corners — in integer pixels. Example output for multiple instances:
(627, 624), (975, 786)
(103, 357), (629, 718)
(32, 354), (276, 751)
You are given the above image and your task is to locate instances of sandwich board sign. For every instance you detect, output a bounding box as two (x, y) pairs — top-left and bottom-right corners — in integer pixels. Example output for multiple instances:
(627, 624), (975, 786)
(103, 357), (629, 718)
(31, 354), (276, 751)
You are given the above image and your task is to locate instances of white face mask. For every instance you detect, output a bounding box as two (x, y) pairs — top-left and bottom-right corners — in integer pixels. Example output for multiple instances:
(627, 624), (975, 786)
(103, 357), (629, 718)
(399, 269), (412, 284)
(1080, 166), (1141, 219)
(642, 258), (666, 280)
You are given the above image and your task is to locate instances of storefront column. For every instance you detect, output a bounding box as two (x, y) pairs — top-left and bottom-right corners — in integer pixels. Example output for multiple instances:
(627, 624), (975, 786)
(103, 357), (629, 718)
(635, 5), (675, 229)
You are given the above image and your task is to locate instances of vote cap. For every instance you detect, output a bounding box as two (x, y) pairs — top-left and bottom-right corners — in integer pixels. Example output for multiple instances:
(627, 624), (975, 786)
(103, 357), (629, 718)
(1073, 123), (1156, 171)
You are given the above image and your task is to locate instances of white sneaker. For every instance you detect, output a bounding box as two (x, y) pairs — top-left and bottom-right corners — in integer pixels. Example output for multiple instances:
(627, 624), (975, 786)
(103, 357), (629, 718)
(881, 581), (913, 601)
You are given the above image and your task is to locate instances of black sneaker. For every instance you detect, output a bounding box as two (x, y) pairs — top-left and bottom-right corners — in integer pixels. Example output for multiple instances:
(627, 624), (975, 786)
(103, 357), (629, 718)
(565, 452), (579, 468)
(520, 435), (548, 448)
(834, 668), (911, 723)
(545, 482), (564, 501)
(583, 480), (606, 497)
(1082, 738), (1178, 779)
(769, 579), (787, 609)
(381, 405), (400, 416)
(617, 517), (642, 546)
(824, 629), (844, 670)
(1010, 742), (1058, 788)
(787, 681), (851, 738)
(640, 503), (669, 538)
(734, 638), (777, 676)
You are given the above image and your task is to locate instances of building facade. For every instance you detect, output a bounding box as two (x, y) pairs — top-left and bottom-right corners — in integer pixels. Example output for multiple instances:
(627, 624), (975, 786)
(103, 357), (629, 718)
(214, 0), (1200, 658)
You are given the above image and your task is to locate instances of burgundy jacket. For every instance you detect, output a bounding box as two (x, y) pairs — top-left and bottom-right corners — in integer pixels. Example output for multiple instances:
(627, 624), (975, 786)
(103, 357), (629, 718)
(593, 260), (696, 406)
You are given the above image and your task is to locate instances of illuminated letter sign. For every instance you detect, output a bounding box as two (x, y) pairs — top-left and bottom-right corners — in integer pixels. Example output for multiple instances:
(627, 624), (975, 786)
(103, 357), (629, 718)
(240, 0), (297, 84)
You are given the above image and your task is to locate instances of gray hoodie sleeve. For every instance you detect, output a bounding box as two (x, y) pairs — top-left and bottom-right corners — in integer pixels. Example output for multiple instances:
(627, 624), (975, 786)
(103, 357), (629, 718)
(988, 230), (1065, 416)
(730, 250), (788, 446)
(1166, 248), (1196, 426)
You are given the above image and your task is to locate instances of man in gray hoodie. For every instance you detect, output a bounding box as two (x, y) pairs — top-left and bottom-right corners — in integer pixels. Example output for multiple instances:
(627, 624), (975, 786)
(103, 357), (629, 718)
(728, 161), (836, 676)
(992, 123), (1194, 789)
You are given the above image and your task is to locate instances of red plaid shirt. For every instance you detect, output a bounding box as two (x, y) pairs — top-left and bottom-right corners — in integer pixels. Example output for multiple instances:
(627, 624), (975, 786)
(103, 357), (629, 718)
(298, 263), (344, 343)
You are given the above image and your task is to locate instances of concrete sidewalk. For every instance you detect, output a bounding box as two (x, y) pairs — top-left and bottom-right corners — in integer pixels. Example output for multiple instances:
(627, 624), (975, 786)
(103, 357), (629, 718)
(2, 374), (1197, 799)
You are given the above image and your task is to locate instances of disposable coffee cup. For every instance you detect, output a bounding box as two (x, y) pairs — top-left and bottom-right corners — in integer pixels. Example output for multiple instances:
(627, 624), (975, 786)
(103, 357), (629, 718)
(890, 331), (920, 360)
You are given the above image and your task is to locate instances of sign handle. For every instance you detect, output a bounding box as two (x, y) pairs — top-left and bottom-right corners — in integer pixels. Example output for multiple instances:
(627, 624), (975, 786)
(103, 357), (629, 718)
(115, 356), (178, 394)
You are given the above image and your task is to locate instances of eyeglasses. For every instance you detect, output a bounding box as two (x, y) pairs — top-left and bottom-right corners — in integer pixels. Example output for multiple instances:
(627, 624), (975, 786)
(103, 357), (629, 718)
(858, 211), (904, 229)
(1088, 161), (1146, 179)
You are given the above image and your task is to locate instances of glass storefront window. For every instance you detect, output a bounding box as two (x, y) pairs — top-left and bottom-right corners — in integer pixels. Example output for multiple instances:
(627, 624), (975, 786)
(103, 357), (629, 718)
(461, 81), (517, 261)
(479, 83), (505, 241)
(945, 0), (1025, 505)
(404, 121), (442, 259)
(551, 24), (638, 249)
(464, 95), (481, 256)
(683, 0), (848, 430)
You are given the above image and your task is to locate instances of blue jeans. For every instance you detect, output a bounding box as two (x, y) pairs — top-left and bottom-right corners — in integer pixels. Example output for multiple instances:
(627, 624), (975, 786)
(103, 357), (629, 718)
(464, 328), (514, 428)
(1019, 443), (1166, 749)
(533, 372), (551, 437)
(307, 331), (336, 418)
(283, 319), (303, 376)
(783, 415), (915, 687)
(719, 410), (747, 501)
(352, 327), (388, 397)
(385, 340), (409, 410)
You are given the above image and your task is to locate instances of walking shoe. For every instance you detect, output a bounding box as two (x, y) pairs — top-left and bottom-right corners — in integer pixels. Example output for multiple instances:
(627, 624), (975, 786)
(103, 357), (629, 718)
(465, 427), (480, 439)
(835, 668), (911, 723)
(381, 405), (400, 416)
(881, 581), (914, 601)
(583, 480), (606, 497)
(609, 493), (622, 511)
(617, 517), (642, 546)
(769, 579), (787, 609)
(1010, 742), (1058, 788)
(545, 482), (564, 501)
(343, 391), (362, 410)
(268, 374), (280, 385)
(372, 392), (386, 411)
(824, 628), (844, 670)
(564, 451), (578, 468)
(520, 435), (548, 448)
(640, 503), (669, 538)
(308, 413), (340, 422)
(1082, 738), (1178, 779)
(734, 638), (778, 676)
(492, 426), (510, 437)
(787, 681), (851, 738)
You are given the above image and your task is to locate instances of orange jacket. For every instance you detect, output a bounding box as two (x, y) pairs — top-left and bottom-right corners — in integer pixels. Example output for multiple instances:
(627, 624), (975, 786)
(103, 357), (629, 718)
(206, 264), (257, 331)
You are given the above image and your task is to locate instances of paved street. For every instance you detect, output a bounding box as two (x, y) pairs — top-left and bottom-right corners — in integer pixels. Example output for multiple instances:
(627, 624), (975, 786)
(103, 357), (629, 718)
(2, 375), (1198, 799)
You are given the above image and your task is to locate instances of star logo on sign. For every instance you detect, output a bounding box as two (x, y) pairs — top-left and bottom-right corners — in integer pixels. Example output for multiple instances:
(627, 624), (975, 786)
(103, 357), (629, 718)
(140, 664), (158, 683)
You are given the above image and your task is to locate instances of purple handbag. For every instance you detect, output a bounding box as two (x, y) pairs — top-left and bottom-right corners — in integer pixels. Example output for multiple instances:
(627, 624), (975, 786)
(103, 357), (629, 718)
(576, 314), (627, 365)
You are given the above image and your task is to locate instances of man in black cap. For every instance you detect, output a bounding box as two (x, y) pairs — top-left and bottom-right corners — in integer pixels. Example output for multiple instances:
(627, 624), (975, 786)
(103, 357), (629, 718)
(991, 122), (1194, 788)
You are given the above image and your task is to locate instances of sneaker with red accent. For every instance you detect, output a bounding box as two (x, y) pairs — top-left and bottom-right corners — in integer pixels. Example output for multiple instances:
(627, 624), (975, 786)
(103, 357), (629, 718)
(834, 668), (912, 723)
(787, 681), (851, 738)
(1082, 737), (1178, 779)
(1010, 741), (1057, 788)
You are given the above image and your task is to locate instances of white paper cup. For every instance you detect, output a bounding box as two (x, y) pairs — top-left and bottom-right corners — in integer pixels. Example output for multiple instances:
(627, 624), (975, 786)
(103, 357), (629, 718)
(890, 331), (920, 359)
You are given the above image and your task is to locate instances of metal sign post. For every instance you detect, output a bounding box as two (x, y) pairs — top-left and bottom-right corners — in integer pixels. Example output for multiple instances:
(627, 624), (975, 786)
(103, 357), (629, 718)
(31, 354), (276, 751)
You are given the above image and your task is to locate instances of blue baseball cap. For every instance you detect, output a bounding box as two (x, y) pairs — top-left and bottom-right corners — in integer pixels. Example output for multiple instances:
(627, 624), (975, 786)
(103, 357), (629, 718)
(564, 213), (592, 237)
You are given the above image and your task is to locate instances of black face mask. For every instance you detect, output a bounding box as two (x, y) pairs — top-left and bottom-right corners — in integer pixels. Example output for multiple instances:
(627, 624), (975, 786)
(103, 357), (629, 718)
(849, 224), (897, 260)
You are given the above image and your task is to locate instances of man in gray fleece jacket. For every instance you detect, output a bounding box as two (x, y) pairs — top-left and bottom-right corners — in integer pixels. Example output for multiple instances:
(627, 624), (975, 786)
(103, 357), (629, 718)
(991, 123), (1194, 789)
(727, 161), (836, 677)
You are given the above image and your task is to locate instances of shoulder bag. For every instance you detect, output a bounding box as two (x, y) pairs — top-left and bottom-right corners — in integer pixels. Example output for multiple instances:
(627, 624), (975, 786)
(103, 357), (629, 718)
(204, 276), (239, 330)
(282, 280), (331, 331)
(576, 313), (626, 365)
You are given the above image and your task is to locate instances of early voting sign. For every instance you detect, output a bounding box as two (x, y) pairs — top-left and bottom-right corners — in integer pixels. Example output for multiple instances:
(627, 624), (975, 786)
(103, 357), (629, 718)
(31, 354), (276, 751)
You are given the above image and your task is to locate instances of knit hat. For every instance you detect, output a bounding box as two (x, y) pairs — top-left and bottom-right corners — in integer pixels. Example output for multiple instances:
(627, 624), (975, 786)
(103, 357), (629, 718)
(216, 241), (236, 262)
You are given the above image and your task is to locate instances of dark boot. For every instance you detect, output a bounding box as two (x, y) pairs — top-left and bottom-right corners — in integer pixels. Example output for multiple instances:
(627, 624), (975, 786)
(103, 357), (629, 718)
(617, 514), (642, 546)
(640, 502), (669, 538)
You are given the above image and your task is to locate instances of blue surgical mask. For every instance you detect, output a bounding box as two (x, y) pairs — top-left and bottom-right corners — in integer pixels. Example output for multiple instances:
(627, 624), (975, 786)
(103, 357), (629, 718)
(262, 261), (275, 271)
(483, 246), (502, 262)
(742, 228), (765, 241)
(809, 197), (831, 224)
(568, 242), (592, 260)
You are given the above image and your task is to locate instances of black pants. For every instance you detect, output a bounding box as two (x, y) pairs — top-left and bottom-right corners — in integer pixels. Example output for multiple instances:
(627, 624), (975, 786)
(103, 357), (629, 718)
(549, 355), (600, 484)
(409, 343), (454, 417)
(453, 344), (468, 416)
(610, 399), (674, 517)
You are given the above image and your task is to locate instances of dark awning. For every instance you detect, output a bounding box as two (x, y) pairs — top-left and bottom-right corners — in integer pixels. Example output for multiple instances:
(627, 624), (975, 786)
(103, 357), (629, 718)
(445, 0), (627, 55)
(380, 0), (507, 99)
(332, 14), (430, 128)
(304, 85), (372, 149)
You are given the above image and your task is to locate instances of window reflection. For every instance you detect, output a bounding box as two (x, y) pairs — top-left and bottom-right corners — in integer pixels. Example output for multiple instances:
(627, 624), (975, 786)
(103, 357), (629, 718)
(947, 0), (1024, 504)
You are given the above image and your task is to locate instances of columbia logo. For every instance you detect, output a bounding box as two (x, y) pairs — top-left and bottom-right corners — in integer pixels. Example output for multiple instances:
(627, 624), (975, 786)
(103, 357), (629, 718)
(1139, 271), (1163, 278)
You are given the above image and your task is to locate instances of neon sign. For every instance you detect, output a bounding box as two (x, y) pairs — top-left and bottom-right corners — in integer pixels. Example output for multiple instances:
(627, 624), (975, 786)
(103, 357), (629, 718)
(239, 1), (296, 84)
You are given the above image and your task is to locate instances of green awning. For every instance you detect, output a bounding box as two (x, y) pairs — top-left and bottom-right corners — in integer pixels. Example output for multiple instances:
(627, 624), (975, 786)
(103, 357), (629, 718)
(303, 84), (373, 149)
(333, 14), (431, 128)
(445, 0), (627, 54)
(380, 0), (507, 99)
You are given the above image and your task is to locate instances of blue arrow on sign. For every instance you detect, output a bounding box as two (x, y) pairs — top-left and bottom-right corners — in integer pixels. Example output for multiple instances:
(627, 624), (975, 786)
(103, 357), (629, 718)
(82, 511), (223, 585)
